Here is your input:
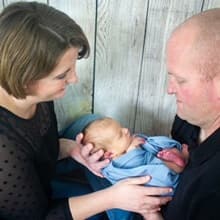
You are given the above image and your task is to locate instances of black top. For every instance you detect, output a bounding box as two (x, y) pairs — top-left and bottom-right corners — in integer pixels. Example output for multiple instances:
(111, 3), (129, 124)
(163, 115), (220, 220)
(0, 102), (72, 220)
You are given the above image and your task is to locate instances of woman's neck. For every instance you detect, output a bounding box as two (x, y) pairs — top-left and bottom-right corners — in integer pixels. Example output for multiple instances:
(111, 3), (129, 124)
(0, 87), (37, 119)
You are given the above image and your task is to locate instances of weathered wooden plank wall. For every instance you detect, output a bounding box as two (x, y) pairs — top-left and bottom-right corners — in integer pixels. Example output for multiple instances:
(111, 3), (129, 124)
(2, 0), (220, 135)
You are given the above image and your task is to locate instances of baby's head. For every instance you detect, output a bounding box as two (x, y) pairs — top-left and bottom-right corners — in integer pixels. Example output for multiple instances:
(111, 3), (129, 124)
(82, 117), (132, 158)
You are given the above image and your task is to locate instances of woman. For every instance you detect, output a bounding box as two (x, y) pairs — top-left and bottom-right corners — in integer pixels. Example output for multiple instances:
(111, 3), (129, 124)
(0, 2), (172, 219)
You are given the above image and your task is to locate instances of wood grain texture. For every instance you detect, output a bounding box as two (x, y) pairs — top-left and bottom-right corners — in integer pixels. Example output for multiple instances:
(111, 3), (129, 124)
(4, 0), (47, 5)
(94, 0), (149, 130)
(0, 0), (3, 10)
(203, 0), (220, 9)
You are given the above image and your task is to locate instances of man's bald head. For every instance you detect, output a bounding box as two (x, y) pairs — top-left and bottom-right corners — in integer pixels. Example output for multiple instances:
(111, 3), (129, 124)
(167, 8), (220, 80)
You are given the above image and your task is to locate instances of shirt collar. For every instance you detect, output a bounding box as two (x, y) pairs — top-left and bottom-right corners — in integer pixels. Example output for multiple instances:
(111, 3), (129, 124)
(190, 127), (220, 165)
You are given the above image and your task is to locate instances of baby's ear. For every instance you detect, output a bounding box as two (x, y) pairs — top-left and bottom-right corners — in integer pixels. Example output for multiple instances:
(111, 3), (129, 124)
(103, 151), (114, 159)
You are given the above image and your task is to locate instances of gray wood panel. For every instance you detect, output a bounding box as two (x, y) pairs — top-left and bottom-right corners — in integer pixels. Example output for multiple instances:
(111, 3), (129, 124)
(4, 0), (47, 5)
(94, 0), (149, 130)
(203, 0), (220, 8)
(0, 0), (3, 10)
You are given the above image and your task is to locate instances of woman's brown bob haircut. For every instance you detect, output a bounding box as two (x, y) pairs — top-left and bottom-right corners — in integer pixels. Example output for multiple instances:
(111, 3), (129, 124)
(0, 1), (90, 98)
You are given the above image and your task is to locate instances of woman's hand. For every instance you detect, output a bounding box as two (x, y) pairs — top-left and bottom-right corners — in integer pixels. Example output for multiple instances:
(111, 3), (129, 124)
(58, 138), (78, 160)
(108, 176), (172, 216)
(70, 133), (110, 177)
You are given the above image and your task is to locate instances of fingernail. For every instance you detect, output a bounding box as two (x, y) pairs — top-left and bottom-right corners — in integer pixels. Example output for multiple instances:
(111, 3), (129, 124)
(145, 176), (151, 181)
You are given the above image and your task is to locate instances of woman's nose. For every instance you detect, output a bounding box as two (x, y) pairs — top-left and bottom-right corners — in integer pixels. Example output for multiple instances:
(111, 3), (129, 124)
(66, 70), (78, 84)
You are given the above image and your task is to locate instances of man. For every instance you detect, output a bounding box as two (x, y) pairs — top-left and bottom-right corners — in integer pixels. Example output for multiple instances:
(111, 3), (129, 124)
(163, 8), (220, 220)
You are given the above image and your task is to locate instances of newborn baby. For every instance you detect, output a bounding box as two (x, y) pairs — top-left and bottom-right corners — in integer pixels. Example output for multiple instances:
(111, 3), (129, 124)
(82, 117), (189, 178)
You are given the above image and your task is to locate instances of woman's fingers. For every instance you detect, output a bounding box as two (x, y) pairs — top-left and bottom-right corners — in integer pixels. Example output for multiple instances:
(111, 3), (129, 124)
(123, 176), (173, 196)
(80, 143), (93, 157)
(146, 195), (172, 206)
(111, 180), (172, 216)
(80, 145), (110, 176)
(143, 186), (173, 197)
(123, 175), (152, 185)
(74, 133), (111, 176)
(75, 133), (83, 144)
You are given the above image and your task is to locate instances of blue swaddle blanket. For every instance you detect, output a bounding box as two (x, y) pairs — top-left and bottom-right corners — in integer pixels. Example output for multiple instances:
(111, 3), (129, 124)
(102, 134), (182, 190)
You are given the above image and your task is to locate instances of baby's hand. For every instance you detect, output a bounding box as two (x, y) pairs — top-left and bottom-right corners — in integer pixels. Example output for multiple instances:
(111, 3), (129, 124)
(130, 136), (145, 148)
(126, 136), (145, 152)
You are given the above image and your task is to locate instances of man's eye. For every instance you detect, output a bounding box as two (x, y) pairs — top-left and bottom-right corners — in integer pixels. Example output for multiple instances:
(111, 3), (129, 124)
(177, 79), (186, 84)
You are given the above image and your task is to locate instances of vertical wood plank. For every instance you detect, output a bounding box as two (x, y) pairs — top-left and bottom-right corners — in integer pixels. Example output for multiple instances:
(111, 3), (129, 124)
(94, 0), (149, 130)
(4, 0), (47, 5)
(203, 0), (220, 9)
(0, 0), (3, 10)
(48, 0), (96, 130)
(136, 0), (204, 135)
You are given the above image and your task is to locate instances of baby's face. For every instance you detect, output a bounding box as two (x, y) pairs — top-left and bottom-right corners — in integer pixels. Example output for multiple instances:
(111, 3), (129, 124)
(102, 119), (133, 157)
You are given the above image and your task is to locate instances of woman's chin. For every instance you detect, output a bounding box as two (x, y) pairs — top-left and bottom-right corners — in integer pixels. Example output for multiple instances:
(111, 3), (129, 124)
(54, 90), (66, 99)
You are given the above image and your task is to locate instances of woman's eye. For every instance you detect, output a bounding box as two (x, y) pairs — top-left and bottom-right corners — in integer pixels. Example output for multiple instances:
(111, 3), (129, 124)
(56, 73), (67, 80)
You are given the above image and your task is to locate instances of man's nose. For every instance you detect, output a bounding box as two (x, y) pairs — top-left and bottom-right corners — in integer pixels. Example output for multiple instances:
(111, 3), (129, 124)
(167, 79), (176, 94)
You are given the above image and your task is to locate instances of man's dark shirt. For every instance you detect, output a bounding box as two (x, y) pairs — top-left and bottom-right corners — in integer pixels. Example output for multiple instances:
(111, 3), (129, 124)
(163, 115), (220, 220)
